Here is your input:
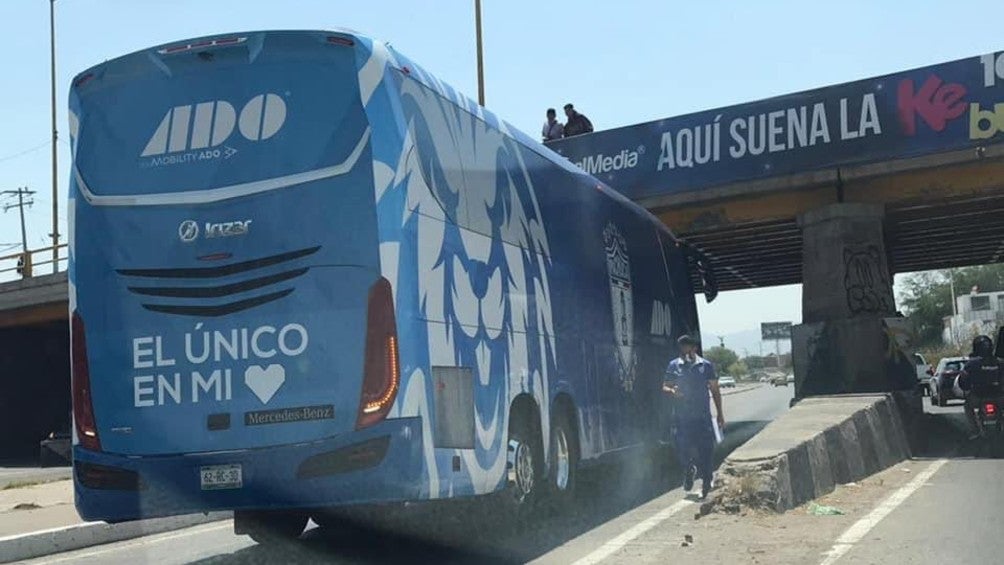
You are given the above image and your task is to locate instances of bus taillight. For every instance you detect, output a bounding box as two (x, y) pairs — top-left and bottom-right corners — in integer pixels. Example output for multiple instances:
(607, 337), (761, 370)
(71, 311), (101, 451)
(357, 278), (399, 429)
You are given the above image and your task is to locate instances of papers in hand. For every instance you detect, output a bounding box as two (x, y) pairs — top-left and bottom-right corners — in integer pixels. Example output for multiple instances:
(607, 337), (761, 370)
(712, 415), (724, 444)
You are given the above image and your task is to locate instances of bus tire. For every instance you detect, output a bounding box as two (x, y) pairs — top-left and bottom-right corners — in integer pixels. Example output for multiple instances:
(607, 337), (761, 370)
(547, 409), (578, 512)
(505, 411), (544, 519)
(235, 509), (307, 545)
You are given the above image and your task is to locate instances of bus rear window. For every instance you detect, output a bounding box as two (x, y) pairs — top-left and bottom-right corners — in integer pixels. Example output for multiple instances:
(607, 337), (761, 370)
(71, 33), (366, 198)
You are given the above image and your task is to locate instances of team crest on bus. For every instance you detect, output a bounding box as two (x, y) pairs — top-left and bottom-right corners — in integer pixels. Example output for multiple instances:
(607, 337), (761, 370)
(603, 222), (635, 392)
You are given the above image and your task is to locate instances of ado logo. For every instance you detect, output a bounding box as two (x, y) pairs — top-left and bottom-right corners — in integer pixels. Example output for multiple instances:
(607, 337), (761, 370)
(141, 93), (287, 157)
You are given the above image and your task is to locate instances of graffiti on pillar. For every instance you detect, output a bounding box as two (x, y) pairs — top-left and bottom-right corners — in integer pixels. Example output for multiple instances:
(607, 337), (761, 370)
(843, 245), (893, 316)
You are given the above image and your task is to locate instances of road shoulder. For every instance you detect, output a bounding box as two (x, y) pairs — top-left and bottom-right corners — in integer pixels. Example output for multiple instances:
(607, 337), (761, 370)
(594, 458), (933, 565)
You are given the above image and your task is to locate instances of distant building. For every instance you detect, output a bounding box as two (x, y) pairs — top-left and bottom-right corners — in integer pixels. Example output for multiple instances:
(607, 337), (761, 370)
(943, 289), (1004, 345)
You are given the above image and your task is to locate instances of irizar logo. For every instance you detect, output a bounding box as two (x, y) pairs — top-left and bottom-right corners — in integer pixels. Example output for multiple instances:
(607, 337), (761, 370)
(178, 219), (251, 242)
(141, 93), (287, 158)
(178, 220), (199, 243)
(206, 220), (252, 239)
(576, 146), (643, 175)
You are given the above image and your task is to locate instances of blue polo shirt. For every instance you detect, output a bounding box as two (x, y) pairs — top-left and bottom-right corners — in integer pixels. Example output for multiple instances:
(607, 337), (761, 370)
(664, 355), (717, 421)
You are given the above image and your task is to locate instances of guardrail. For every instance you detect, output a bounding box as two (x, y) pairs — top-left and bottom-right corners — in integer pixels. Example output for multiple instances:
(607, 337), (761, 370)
(0, 244), (67, 279)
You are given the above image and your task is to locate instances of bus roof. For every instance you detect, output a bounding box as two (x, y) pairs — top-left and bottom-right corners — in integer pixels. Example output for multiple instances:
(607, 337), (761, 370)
(71, 28), (679, 240)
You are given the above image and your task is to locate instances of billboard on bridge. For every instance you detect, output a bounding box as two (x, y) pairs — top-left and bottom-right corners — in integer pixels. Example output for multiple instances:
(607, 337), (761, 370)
(547, 51), (1004, 200)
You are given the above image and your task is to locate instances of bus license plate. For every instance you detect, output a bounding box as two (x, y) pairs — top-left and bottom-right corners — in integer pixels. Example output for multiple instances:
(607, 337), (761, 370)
(200, 464), (242, 490)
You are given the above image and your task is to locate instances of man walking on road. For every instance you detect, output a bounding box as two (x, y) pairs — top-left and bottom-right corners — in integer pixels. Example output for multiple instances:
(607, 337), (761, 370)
(663, 335), (724, 499)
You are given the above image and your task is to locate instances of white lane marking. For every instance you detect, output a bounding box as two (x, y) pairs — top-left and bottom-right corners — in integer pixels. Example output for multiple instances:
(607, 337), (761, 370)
(30, 521), (233, 564)
(572, 499), (695, 565)
(819, 458), (948, 565)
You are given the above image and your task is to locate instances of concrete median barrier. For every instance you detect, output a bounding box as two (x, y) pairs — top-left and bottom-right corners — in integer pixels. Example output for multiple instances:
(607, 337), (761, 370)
(707, 393), (916, 513)
(0, 512), (230, 563)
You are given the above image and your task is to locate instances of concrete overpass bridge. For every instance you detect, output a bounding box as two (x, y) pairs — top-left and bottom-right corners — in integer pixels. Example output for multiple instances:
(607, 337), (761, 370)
(0, 252), (69, 459)
(548, 49), (1004, 395)
(548, 50), (1004, 292)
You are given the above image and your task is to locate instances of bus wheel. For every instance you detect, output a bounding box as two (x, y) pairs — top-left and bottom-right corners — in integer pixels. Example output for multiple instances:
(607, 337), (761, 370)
(547, 411), (578, 512)
(235, 510), (307, 545)
(506, 416), (543, 517)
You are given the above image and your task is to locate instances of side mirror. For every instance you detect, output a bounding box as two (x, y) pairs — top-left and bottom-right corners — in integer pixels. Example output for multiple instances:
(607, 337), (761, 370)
(682, 242), (718, 303)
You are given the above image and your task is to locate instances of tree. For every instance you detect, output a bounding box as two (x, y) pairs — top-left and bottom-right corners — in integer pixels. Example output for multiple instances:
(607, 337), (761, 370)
(898, 264), (1004, 347)
(704, 346), (739, 374)
(727, 360), (749, 378)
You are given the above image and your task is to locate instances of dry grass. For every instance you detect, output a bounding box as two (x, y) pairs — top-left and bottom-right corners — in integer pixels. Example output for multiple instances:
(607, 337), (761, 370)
(1, 477), (65, 491)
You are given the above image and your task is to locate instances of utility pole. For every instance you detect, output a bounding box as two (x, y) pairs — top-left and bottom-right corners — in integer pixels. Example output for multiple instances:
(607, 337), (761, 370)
(2, 187), (36, 254)
(474, 0), (485, 106)
(945, 268), (959, 346)
(49, 0), (60, 273)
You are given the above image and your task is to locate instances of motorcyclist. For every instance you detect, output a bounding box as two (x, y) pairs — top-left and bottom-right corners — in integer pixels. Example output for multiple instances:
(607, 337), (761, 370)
(958, 335), (1004, 439)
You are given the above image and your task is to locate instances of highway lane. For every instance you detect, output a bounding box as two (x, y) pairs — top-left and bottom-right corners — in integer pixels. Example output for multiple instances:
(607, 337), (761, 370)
(826, 398), (1004, 564)
(25, 384), (793, 564)
(827, 458), (1004, 565)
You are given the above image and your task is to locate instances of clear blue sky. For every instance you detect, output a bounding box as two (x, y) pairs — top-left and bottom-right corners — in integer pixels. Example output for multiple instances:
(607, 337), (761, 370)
(0, 0), (998, 342)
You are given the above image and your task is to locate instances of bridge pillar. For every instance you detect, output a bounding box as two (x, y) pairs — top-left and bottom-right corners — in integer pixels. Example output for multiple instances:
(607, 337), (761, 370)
(792, 203), (914, 396)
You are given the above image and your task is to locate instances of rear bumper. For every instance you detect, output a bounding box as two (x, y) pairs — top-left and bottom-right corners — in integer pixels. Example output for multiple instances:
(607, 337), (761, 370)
(73, 417), (426, 523)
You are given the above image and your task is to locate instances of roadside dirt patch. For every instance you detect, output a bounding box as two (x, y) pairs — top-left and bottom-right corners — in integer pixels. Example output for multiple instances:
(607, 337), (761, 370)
(605, 460), (926, 565)
(12, 502), (42, 511)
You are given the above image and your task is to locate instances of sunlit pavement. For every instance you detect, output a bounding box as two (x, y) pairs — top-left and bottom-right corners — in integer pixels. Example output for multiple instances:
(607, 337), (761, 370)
(22, 385), (793, 564)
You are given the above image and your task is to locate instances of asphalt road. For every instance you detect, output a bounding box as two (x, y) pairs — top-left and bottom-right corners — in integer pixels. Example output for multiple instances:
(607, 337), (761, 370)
(830, 397), (1004, 564)
(24, 384), (793, 565)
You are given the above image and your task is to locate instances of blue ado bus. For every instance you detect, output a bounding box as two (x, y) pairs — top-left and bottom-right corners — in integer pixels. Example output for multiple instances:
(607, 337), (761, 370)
(68, 29), (713, 539)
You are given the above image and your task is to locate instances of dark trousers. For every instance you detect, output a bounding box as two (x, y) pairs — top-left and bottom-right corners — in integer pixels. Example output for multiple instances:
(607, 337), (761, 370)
(675, 417), (715, 484)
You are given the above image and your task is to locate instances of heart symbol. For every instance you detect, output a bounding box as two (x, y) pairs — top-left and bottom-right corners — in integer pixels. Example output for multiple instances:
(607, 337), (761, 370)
(244, 364), (286, 405)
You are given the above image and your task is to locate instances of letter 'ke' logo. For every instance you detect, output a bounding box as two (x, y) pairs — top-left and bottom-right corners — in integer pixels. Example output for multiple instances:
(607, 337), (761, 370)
(897, 75), (967, 136)
(141, 93), (287, 157)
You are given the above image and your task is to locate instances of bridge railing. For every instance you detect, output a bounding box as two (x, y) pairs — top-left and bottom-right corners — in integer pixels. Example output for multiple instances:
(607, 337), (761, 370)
(0, 244), (68, 280)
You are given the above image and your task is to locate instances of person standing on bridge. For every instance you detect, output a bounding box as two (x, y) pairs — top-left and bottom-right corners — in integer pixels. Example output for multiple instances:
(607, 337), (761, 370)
(542, 108), (564, 142)
(562, 103), (593, 137)
(663, 334), (725, 499)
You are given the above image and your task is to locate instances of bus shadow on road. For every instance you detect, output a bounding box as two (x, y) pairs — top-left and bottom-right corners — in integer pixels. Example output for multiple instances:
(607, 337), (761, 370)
(187, 418), (776, 564)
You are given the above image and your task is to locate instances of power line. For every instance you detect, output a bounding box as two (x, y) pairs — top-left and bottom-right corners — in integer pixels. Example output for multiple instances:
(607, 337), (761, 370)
(0, 141), (51, 165)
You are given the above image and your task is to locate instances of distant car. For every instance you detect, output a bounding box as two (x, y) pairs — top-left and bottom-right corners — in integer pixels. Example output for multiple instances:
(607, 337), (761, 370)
(719, 376), (737, 388)
(786, 373), (795, 385)
(39, 430), (71, 467)
(771, 375), (788, 387)
(929, 357), (969, 407)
